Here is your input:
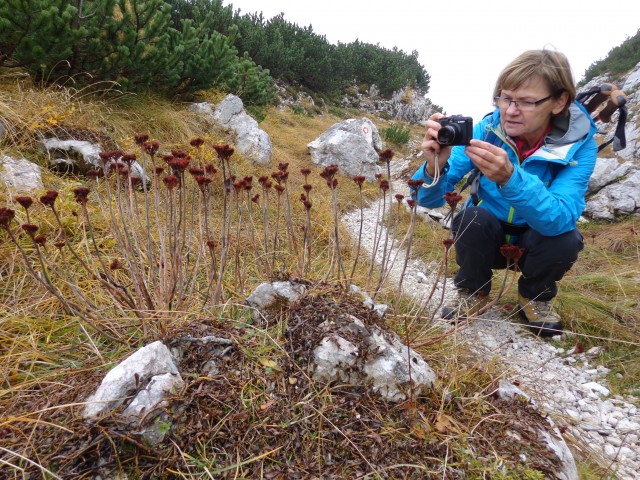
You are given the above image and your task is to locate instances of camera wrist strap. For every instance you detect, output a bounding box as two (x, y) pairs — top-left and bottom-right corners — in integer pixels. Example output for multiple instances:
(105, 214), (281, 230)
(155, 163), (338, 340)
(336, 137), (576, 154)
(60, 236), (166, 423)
(422, 153), (441, 189)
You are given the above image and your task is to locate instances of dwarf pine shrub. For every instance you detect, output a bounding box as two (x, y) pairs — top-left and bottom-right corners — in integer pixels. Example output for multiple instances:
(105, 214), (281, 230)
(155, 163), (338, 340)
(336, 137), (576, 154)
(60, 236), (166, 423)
(0, 0), (274, 106)
(383, 124), (411, 146)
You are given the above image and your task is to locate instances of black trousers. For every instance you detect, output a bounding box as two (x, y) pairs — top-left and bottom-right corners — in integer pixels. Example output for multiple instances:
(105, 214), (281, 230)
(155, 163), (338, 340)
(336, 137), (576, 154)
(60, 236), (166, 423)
(451, 207), (584, 300)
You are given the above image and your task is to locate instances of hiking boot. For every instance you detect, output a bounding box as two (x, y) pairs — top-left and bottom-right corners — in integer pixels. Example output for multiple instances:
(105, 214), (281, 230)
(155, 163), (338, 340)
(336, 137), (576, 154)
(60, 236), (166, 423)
(517, 293), (563, 338)
(441, 289), (489, 322)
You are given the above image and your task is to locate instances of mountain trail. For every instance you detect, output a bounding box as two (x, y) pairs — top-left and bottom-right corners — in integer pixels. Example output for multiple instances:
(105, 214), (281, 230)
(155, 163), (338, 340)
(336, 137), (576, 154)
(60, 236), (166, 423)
(341, 162), (640, 479)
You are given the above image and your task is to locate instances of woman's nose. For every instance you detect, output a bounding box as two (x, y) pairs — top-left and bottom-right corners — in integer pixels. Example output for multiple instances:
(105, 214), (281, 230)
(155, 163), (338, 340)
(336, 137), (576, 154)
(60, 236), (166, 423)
(506, 102), (520, 114)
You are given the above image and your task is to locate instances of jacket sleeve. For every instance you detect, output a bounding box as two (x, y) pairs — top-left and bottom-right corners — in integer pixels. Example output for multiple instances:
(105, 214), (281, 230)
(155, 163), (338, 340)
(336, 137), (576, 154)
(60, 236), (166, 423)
(411, 117), (489, 208)
(498, 136), (598, 235)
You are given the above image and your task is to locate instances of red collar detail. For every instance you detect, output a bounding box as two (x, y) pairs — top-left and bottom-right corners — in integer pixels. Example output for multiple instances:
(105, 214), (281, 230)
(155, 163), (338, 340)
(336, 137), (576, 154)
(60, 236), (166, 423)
(514, 125), (552, 160)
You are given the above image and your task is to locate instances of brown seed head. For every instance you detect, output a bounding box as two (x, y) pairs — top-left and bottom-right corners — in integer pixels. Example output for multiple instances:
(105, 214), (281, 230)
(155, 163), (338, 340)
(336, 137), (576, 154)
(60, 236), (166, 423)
(195, 176), (212, 187)
(0, 207), (16, 227)
(122, 153), (137, 165)
(39, 190), (59, 208)
(72, 186), (91, 205)
(21, 223), (39, 236)
(143, 141), (160, 156)
(444, 191), (463, 209)
(319, 165), (339, 180)
(172, 149), (189, 158)
(379, 149), (394, 163)
(134, 133), (149, 145)
(16, 196), (33, 209)
(212, 144), (234, 160)
(407, 179), (423, 192)
(169, 157), (190, 173)
(163, 175), (180, 191)
(99, 150), (117, 161)
(86, 169), (100, 180)
(500, 244), (525, 263)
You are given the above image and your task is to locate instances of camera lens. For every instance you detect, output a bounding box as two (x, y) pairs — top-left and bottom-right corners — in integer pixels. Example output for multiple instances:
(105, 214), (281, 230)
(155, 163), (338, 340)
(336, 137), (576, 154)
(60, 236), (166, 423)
(437, 125), (459, 145)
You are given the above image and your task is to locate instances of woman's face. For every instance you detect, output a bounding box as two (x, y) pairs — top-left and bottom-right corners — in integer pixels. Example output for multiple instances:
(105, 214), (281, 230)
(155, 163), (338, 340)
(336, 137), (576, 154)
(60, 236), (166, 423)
(498, 78), (568, 147)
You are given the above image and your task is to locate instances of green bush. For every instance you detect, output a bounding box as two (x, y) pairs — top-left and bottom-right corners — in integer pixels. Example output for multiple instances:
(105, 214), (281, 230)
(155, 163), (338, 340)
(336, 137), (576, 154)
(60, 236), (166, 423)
(383, 124), (411, 145)
(231, 11), (430, 96)
(581, 29), (640, 84)
(0, 0), (432, 104)
(0, 0), (272, 106)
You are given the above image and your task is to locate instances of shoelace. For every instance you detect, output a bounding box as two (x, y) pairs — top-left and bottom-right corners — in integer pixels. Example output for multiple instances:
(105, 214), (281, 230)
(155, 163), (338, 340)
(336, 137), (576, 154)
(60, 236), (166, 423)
(527, 300), (559, 319)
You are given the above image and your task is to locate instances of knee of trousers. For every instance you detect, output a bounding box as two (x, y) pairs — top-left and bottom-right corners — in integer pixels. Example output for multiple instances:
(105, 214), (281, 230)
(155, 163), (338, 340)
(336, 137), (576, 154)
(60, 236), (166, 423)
(520, 229), (584, 263)
(452, 207), (502, 243)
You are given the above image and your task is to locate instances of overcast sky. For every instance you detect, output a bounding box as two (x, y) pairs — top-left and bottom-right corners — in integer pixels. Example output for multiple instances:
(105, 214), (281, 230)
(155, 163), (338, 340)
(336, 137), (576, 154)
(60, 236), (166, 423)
(226, 0), (639, 121)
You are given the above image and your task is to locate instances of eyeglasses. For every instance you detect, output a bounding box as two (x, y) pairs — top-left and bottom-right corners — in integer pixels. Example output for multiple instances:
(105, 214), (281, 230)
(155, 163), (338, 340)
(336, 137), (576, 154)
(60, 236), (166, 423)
(493, 95), (553, 111)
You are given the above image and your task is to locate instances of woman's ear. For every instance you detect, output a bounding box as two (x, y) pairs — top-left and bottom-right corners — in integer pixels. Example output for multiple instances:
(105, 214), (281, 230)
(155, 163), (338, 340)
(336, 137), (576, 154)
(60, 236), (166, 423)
(552, 91), (570, 115)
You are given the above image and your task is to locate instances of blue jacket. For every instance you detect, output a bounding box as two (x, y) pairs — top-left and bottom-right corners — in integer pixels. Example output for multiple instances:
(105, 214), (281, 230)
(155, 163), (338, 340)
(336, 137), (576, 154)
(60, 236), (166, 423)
(411, 102), (598, 236)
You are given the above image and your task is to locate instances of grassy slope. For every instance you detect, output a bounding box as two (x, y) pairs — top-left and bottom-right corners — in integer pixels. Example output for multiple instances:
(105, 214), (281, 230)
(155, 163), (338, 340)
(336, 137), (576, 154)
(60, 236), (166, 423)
(0, 76), (638, 478)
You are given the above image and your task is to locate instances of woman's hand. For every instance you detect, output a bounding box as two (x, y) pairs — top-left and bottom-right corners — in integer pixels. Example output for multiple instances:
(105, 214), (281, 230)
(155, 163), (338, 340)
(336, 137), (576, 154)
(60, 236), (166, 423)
(421, 113), (453, 177)
(465, 139), (514, 185)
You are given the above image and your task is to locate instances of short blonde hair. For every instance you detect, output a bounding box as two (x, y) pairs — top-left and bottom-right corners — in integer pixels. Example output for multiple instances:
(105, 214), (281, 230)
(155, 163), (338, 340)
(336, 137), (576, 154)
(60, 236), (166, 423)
(493, 49), (576, 114)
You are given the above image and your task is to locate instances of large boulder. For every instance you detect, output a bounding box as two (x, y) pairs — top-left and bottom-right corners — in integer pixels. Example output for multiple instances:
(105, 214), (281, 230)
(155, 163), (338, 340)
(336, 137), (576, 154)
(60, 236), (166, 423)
(307, 118), (382, 181)
(388, 87), (433, 124)
(616, 63), (640, 163)
(0, 155), (43, 192)
(585, 169), (640, 220)
(191, 95), (272, 165)
(587, 157), (637, 193)
(340, 85), (434, 124)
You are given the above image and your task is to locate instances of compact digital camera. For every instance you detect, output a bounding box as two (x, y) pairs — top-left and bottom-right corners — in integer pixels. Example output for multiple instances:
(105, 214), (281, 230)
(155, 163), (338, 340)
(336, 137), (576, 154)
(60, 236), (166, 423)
(436, 115), (473, 146)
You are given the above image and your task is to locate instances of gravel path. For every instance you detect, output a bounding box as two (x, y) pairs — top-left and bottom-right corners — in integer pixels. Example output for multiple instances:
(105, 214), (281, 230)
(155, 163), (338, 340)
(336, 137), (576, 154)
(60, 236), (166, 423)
(341, 170), (640, 479)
